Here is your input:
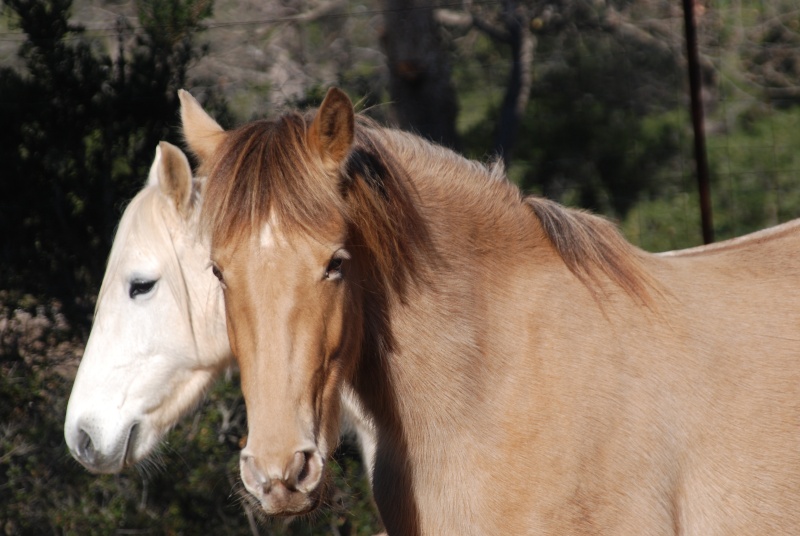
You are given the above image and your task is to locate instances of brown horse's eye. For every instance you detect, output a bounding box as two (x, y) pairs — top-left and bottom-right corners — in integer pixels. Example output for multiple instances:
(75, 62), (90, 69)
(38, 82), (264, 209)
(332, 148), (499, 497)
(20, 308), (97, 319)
(325, 250), (350, 280)
(325, 258), (343, 280)
(211, 265), (224, 282)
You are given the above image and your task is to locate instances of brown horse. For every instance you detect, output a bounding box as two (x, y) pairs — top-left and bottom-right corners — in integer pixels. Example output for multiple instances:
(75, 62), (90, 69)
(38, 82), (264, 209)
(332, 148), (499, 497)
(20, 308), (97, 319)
(181, 87), (800, 535)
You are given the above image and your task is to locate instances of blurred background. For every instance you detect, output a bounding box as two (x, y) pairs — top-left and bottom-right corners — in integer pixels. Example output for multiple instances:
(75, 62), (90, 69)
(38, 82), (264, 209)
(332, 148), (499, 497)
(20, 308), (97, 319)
(2, 0), (800, 533)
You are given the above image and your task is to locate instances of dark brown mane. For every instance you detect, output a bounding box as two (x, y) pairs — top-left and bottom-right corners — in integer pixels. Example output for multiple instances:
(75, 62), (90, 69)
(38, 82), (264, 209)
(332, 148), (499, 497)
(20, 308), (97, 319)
(343, 122), (437, 296)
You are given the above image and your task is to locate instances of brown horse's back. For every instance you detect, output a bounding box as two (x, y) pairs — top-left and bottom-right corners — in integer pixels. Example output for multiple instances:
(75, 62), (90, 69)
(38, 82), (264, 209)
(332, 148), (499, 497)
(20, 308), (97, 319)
(643, 230), (800, 534)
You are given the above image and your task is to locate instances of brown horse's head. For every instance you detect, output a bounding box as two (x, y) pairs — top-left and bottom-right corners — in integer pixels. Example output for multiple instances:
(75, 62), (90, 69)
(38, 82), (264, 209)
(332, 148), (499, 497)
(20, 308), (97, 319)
(180, 88), (421, 515)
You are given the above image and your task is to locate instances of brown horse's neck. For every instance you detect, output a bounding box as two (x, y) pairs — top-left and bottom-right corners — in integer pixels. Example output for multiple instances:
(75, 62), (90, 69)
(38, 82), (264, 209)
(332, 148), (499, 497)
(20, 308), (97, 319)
(345, 175), (567, 534)
(344, 127), (655, 533)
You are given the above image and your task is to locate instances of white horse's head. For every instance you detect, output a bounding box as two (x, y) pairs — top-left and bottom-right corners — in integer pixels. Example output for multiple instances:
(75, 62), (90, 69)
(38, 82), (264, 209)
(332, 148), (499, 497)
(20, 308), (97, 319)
(64, 142), (231, 473)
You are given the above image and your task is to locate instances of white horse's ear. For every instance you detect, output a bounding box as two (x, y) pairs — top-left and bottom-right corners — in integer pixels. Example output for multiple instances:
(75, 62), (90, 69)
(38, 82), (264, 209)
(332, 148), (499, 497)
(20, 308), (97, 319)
(147, 144), (163, 187)
(307, 87), (354, 170)
(155, 141), (194, 215)
(179, 89), (225, 164)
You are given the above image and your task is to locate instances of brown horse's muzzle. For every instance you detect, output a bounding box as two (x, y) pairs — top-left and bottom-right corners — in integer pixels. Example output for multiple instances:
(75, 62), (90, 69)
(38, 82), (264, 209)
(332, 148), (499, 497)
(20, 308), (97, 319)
(239, 448), (325, 515)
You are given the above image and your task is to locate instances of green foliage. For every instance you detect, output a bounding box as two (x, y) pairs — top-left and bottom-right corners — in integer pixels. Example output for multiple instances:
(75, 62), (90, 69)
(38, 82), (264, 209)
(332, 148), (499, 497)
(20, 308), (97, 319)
(740, 0), (800, 108)
(287, 83), (331, 109)
(621, 105), (800, 252)
(707, 105), (800, 237)
(515, 98), (685, 218)
(454, 1), (800, 251)
(138, 0), (213, 40)
(621, 190), (703, 252)
(0, 0), (113, 296)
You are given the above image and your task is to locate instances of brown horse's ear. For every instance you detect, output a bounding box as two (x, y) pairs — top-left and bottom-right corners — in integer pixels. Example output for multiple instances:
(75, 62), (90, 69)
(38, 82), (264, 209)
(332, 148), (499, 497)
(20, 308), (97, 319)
(308, 87), (354, 169)
(149, 141), (194, 216)
(178, 89), (225, 164)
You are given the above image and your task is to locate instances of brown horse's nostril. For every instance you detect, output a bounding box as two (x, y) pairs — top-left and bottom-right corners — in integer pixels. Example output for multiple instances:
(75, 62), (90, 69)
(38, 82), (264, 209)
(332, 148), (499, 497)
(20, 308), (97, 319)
(293, 451), (309, 485)
(292, 449), (323, 492)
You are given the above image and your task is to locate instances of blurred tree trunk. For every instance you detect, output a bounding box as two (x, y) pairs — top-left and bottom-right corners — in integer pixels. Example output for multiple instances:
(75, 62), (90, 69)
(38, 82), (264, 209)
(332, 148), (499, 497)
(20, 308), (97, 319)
(492, 0), (534, 167)
(435, 0), (534, 165)
(380, 0), (460, 150)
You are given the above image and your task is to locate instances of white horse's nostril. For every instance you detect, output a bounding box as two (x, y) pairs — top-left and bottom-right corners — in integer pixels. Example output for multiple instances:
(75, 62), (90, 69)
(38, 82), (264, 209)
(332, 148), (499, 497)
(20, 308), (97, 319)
(122, 422), (140, 467)
(76, 428), (96, 466)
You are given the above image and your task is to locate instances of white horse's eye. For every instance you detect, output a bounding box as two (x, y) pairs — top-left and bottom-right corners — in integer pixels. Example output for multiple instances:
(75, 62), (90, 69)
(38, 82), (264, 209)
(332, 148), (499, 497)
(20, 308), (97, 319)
(129, 279), (157, 299)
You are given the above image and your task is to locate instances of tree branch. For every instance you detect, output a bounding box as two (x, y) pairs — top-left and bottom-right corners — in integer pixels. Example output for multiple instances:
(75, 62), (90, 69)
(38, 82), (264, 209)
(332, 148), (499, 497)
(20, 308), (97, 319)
(294, 0), (347, 23)
(600, 7), (676, 55)
(434, 7), (510, 42)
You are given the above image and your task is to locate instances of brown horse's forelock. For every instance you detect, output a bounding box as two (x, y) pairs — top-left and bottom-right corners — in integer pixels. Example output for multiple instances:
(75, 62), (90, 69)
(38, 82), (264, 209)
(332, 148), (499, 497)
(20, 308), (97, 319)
(201, 113), (346, 250)
(200, 111), (434, 298)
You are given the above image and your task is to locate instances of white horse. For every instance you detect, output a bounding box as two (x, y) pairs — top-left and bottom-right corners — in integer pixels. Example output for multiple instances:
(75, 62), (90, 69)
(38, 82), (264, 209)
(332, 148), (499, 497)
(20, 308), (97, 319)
(64, 142), (376, 476)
